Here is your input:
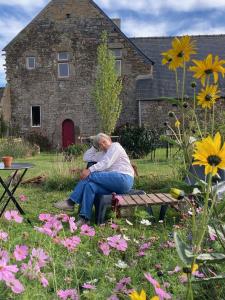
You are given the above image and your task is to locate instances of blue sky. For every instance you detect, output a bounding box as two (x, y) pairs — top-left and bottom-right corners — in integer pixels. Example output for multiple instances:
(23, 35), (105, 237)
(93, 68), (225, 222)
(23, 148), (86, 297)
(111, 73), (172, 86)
(1, 0), (225, 86)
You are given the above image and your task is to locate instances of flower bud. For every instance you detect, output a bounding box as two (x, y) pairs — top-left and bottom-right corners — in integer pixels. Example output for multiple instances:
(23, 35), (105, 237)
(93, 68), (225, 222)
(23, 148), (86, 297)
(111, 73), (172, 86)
(168, 111), (175, 118)
(191, 81), (197, 88)
(183, 267), (192, 274)
(183, 102), (188, 108)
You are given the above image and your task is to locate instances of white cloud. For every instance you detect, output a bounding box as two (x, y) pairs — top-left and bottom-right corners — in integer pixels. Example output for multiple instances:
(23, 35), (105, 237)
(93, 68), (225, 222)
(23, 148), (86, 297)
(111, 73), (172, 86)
(178, 22), (225, 35)
(0, 0), (48, 12)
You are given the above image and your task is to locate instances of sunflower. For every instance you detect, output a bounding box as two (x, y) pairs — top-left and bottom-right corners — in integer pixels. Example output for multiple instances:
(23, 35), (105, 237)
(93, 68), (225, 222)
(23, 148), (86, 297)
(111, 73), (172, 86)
(161, 36), (196, 70)
(196, 84), (220, 109)
(193, 132), (225, 175)
(129, 289), (147, 300)
(189, 54), (225, 86)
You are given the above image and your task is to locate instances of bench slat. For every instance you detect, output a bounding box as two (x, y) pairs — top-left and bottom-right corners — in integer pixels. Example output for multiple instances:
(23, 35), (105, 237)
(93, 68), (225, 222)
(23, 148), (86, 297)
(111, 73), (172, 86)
(116, 195), (128, 206)
(130, 195), (146, 205)
(163, 193), (178, 203)
(122, 195), (137, 206)
(139, 194), (156, 205)
(146, 194), (164, 204)
(156, 193), (175, 204)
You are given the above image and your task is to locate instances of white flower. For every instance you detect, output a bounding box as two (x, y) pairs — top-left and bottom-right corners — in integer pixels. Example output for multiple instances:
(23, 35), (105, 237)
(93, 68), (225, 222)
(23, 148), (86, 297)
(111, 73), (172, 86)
(86, 252), (92, 257)
(188, 209), (193, 216)
(125, 219), (133, 226)
(158, 220), (164, 223)
(140, 219), (152, 226)
(192, 188), (201, 195)
(115, 260), (128, 269)
(123, 234), (130, 241)
(133, 238), (139, 244)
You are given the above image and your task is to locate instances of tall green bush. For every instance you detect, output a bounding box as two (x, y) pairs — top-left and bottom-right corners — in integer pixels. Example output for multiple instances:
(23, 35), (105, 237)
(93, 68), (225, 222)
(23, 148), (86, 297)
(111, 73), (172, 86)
(0, 138), (36, 158)
(93, 31), (122, 134)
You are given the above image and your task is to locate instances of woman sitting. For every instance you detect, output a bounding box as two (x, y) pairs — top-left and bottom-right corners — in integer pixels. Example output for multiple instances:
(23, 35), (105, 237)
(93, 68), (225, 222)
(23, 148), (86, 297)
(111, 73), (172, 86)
(54, 133), (134, 226)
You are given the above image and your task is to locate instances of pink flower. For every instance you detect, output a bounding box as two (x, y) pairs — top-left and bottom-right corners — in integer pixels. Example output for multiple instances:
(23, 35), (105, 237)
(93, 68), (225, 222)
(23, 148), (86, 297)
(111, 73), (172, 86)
(31, 248), (49, 268)
(69, 217), (77, 233)
(80, 224), (95, 237)
(19, 194), (27, 202)
(144, 273), (160, 288)
(193, 270), (204, 278)
(4, 210), (23, 223)
(168, 266), (181, 275)
(179, 274), (188, 283)
(0, 231), (8, 242)
(99, 242), (111, 256)
(40, 274), (49, 287)
(39, 213), (54, 222)
(57, 289), (79, 300)
(13, 245), (28, 261)
(0, 259), (19, 281)
(114, 277), (131, 294)
(107, 235), (128, 251)
(43, 219), (63, 236)
(5, 277), (24, 294)
(138, 242), (151, 256)
(155, 287), (171, 299)
(107, 296), (119, 300)
(61, 236), (81, 252)
(82, 283), (96, 289)
(110, 223), (118, 229)
(0, 250), (9, 262)
(57, 213), (70, 222)
(209, 232), (217, 241)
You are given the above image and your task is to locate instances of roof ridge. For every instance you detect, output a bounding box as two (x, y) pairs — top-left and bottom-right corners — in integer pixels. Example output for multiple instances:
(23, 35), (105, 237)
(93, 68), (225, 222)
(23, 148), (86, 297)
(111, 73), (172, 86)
(131, 34), (225, 39)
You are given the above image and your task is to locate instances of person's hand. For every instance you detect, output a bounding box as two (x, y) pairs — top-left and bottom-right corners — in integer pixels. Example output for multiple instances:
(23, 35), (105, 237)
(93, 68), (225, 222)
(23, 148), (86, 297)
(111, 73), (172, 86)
(80, 168), (90, 180)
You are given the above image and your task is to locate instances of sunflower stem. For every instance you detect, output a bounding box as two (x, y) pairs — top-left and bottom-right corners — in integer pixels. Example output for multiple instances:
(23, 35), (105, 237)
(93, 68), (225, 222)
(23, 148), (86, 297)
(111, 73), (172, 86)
(204, 108), (208, 137)
(175, 69), (179, 99)
(211, 102), (215, 135)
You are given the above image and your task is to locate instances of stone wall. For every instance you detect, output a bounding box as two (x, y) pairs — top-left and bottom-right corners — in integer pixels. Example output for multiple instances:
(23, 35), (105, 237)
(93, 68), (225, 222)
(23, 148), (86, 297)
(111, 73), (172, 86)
(4, 0), (151, 147)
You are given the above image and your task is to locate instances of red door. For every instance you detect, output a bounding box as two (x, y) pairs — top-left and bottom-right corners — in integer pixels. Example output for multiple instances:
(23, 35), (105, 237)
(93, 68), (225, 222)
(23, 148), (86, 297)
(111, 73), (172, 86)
(62, 119), (75, 149)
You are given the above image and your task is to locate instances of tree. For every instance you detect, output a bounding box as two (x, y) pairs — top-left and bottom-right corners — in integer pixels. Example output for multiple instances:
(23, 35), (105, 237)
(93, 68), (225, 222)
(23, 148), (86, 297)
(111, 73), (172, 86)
(93, 31), (122, 134)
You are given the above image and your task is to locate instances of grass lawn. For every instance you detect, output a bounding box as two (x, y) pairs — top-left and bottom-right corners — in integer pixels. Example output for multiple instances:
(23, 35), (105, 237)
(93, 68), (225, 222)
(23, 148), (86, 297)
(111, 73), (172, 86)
(0, 152), (223, 299)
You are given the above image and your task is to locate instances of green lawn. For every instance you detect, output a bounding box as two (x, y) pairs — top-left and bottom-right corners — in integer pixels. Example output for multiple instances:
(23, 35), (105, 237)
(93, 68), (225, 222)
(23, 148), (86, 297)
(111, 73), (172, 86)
(0, 153), (223, 299)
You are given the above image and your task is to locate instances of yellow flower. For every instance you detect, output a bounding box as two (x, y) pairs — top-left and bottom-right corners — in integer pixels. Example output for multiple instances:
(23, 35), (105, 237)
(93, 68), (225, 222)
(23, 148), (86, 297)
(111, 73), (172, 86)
(175, 120), (181, 128)
(150, 296), (160, 300)
(192, 264), (198, 273)
(189, 54), (225, 86)
(197, 84), (220, 109)
(193, 132), (225, 175)
(129, 289), (147, 300)
(161, 36), (196, 70)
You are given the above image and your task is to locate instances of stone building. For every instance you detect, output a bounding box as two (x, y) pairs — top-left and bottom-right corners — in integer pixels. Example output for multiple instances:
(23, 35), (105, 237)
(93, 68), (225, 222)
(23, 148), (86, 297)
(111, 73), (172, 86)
(3, 0), (153, 148)
(3, 0), (225, 147)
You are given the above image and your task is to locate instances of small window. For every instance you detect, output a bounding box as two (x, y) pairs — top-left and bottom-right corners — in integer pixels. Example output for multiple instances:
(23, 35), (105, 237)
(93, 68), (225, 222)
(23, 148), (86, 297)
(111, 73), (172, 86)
(26, 57), (36, 69)
(31, 106), (41, 127)
(58, 63), (70, 78)
(115, 60), (121, 76)
(58, 52), (69, 61)
(111, 49), (122, 58)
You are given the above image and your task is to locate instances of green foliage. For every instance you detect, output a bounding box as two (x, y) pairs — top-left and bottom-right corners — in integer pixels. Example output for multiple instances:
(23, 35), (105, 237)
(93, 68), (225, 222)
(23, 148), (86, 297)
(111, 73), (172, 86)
(174, 232), (193, 265)
(63, 144), (88, 159)
(115, 124), (162, 159)
(93, 31), (122, 134)
(25, 131), (52, 151)
(0, 137), (36, 158)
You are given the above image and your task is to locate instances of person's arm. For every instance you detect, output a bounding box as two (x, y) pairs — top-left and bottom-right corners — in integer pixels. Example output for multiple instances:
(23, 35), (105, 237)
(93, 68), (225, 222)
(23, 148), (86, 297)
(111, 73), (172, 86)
(83, 146), (101, 162)
(89, 143), (120, 172)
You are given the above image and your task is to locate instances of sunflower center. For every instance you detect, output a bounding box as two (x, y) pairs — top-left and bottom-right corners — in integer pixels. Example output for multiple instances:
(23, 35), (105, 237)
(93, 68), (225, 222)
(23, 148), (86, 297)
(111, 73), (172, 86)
(207, 155), (221, 166)
(177, 51), (184, 58)
(205, 69), (213, 74)
(168, 58), (172, 62)
(205, 94), (212, 101)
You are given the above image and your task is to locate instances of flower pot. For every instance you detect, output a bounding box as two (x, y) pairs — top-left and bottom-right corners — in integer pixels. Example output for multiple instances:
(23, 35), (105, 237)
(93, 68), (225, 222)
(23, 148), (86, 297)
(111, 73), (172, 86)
(2, 156), (13, 168)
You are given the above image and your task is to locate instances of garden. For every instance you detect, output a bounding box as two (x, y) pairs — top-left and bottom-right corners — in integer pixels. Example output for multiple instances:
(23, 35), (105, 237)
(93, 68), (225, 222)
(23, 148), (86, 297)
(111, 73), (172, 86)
(0, 34), (225, 300)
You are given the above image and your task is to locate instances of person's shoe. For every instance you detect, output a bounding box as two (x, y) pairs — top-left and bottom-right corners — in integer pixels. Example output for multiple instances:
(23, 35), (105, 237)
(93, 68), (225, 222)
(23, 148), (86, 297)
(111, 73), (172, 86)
(76, 217), (90, 227)
(53, 199), (74, 211)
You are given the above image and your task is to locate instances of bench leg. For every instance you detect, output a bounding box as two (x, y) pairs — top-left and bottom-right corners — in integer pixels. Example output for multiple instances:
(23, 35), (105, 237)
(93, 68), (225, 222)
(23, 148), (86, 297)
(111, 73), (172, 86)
(159, 205), (168, 221)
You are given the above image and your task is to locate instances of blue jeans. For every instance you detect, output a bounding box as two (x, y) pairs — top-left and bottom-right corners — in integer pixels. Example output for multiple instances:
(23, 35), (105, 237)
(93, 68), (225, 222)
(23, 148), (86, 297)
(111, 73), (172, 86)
(69, 172), (134, 220)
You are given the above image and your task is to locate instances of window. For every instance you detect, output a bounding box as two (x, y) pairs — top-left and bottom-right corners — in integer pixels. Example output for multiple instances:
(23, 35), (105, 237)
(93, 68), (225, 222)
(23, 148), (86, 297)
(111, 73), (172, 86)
(31, 106), (41, 127)
(115, 60), (121, 76)
(111, 49), (122, 58)
(26, 57), (36, 69)
(58, 52), (69, 61)
(58, 52), (70, 78)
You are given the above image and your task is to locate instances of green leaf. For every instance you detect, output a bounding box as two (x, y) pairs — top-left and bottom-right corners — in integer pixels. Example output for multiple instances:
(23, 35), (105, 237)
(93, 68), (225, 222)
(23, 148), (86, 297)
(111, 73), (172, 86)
(160, 135), (180, 146)
(174, 232), (193, 265)
(191, 275), (225, 283)
(208, 225), (225, 241)
(196, 252), (225, 263)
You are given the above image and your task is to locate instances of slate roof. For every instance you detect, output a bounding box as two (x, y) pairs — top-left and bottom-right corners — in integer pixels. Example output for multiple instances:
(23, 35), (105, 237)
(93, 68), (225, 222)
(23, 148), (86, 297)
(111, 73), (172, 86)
(131, 35), (225, 100)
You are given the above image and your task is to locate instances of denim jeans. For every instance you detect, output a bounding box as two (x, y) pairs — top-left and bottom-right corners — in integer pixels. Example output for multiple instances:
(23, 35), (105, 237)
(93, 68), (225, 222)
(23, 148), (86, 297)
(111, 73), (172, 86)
(69, 171), (134, 220)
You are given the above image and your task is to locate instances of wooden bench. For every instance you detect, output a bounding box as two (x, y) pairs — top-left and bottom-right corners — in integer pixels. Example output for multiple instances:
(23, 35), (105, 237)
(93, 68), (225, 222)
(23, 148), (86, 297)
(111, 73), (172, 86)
(111, 193), (182, 218)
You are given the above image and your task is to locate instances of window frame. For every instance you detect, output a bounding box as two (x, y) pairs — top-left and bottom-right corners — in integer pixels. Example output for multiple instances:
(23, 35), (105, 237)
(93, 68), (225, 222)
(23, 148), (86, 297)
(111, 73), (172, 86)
(58, 62), (70, 78)
(58, 52), (69, 61)
(26, 56), (36, 70)
(115, 59), (122, 76)
(111, 49), (122, 59)
(31, 105), (41, 128)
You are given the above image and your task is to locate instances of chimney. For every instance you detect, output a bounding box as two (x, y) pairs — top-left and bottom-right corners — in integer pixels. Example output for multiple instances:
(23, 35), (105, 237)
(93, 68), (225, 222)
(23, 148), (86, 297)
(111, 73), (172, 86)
(112, 18), (121, 29)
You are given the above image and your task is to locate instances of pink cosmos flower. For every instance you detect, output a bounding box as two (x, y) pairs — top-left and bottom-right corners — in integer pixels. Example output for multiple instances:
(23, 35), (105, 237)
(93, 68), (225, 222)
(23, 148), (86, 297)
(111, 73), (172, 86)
(193, 270), (204, 278)
(43, 219), (63, 236)
(57, 213), (70, 222)
(0, 250), (9, 262)
(138, 242), (151, 256)
(40, 274), (49, 287)
(5, 276), (24, 294)
(0, 231), (8, 242)
(168, 266), (181, 275)
(209, 232), (217, 241)
(179, 274), (188, 283)
(99, 242), (110, 256)
(19, 194), (27, 202)
(155, 287), (171, 299)
(107, 296), (119, 300)
(107, 235), (128, 251)
(110, 223), (118, 229)
(80, 224), (95, 237)
(57, 289), (79, 300)
(13, 245), (28, 261)
(0, 259), (19, 281)
(61, 236), (81, 252)
(144, 273), (160, 288)
(31, 248), (49, 268)
(69, 217), (77, 233)
(4, 210), (23, 223)
(82, 283), (96, 289)
(39, 213), (54, 222)
(114, 277), (131, 294)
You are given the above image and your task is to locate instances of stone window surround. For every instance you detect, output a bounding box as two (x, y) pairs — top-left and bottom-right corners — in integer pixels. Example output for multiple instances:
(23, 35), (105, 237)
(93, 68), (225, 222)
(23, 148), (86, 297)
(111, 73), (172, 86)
(26, 56), (36, 70)
(115, 59), (121, 76)
(57, 51), (70, 78)
(31, 105), (41, 127)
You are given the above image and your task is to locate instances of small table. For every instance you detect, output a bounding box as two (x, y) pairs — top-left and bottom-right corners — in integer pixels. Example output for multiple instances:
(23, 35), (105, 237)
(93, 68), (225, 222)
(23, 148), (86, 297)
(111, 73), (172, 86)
(0, 163), (34, 224)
